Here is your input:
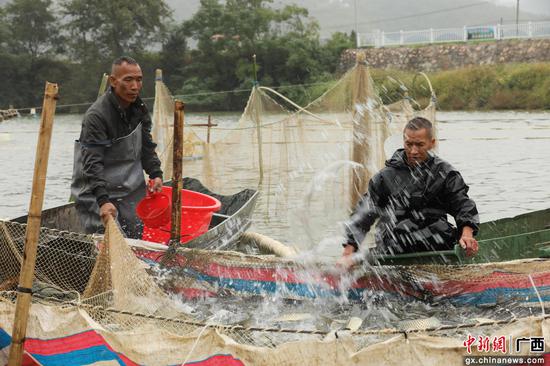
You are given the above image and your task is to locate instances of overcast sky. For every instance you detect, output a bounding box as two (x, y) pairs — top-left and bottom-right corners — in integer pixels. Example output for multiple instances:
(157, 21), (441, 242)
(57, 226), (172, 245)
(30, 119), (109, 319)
(490, 0), (550, 14)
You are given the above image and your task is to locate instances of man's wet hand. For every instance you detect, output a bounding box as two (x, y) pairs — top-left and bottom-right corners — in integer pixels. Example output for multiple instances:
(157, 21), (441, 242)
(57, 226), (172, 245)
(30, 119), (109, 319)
(459, 226), (478, 257)
(459, 235), (478, 257)
(99, 202), (117, 225)
(149, 177), (163, 193)
(336, 244), (357, 270)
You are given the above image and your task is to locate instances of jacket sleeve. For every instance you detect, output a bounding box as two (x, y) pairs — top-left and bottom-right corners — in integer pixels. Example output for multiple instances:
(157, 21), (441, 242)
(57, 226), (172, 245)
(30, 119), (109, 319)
(443, 171), (480, 235)
(140, 114), (163, 180)
(80, 112), (110, 207)
(344, 174), (386, 250)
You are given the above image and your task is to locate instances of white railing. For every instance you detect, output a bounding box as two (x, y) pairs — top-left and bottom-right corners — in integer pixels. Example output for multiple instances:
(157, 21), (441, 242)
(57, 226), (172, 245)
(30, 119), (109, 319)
(359, 21), (550, 48)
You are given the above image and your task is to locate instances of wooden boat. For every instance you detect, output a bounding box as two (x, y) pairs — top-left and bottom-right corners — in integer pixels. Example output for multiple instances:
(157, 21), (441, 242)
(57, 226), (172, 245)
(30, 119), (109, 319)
(0, 178), (258, 293)
(131, 208), (550, 307)
(3, 188), (550, 308)
(375, 207), (550, 265)
(10, 177), (259, 250)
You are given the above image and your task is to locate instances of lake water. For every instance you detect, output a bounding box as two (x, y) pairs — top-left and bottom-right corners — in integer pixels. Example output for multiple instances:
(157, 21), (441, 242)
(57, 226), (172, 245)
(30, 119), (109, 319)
(1, 111), (548, 236)
(1, 110), (550, 335)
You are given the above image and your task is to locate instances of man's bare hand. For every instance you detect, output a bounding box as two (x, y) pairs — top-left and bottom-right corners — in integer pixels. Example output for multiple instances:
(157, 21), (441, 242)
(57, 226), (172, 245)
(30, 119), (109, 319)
(149, 177), (163, 193)
(99, 202), (117, 225)
(459, 226), (478, 257)
(336, 244), (357, 270)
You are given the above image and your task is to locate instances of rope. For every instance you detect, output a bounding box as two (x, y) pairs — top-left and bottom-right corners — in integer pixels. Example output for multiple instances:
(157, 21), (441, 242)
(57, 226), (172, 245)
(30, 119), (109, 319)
(529, 274), (546, 316)
(14, 292), (547, 338)
(10, 81), (335, 114)
(180, 322), (211, 366)
(258, 86), (334, 124)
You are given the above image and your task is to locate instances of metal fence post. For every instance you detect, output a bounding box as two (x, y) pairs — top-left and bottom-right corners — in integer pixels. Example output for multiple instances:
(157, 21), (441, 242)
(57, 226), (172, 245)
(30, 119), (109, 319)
(362, 21), (549, 48)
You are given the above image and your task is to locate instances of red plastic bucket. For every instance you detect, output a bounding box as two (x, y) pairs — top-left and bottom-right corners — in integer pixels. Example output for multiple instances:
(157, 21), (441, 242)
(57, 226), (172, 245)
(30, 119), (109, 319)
(141, 186), (221, 244)
(136, 190), (171, 228)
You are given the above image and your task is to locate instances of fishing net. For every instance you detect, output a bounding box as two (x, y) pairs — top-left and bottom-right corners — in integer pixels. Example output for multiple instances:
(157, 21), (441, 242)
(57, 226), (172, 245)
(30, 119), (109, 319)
(151, 54), (437, 252)
(1, 218), (549, 365)
(2, 55), (547, 365)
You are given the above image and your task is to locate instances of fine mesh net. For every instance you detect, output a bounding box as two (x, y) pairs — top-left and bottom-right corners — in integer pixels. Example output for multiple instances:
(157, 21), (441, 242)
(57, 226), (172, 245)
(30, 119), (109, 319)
(151, 55), (437, 251)
(1, 218), (550, 365)
(3, 56), (546, 365)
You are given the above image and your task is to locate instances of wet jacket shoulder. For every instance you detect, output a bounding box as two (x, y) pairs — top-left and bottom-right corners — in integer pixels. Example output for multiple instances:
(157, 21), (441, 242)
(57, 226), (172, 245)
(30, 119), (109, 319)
(78, 88), (162, 206)
(344, 149), (479, 250)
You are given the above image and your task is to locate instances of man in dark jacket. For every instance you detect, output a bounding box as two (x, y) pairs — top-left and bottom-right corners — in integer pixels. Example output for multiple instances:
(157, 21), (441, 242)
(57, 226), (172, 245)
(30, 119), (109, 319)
(71, 56), (163, 238)
(340, 117), (479, 264)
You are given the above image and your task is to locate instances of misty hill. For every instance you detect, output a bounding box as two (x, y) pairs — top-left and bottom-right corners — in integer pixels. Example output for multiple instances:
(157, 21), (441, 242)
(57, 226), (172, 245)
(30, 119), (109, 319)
(0, 0), (547, 38)
(166, 0), (548, 37)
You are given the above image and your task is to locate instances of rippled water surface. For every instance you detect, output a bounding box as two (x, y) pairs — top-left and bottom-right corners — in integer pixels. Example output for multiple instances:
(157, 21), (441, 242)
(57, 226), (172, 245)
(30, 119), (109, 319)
(1, 110), (550, 334)
(1, 111), (548, 230)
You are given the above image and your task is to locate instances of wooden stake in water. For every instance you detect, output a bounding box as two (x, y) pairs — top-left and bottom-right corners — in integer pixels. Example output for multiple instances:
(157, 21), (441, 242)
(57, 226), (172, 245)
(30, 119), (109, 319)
(8, 82), (58, 366)
(207, 115), (212, 143)
(163, 100), (184, 264)
(350, 52), (370, 208)
(97, 73), (109, 98)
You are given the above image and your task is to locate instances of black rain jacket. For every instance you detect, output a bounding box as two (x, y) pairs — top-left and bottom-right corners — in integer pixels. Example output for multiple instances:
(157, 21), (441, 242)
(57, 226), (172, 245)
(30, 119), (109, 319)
(345, 149), (479, 254)
(78, 87), (162, 206)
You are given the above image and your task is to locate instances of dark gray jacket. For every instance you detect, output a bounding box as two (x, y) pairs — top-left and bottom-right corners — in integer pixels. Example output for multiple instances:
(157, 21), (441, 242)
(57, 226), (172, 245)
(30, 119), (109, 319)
(345, 149), (479, 254)
(78, 87), (162, 206)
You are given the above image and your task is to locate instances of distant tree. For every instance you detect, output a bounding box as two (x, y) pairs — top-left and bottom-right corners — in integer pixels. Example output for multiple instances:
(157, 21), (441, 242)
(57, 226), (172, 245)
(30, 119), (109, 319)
(159, 25), (188, 91)
(0, 8), (8, 49)
(178, 0), (322, 109)
(61, 0), (171, 62)
(0, 0), (71, 108)
(319, 31), (355, 74)
(3, 0), (59, 60)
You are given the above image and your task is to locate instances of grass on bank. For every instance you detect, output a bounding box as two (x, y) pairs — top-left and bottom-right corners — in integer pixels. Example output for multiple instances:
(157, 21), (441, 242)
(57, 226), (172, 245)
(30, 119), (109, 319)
(370, 63), (550, 111)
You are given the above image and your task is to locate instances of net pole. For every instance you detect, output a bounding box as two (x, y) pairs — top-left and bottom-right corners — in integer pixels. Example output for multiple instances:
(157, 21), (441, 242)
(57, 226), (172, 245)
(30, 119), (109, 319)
(251, 55), (264, 185)
(8, 82), (58, 366)
(350, 52), (370, 208)
(207, 115), (212, 144)
(97, 73), (109, 98)
(152, 69), (163, 144)
(252, 87), (264, 185)
(164, 100), (184, 263)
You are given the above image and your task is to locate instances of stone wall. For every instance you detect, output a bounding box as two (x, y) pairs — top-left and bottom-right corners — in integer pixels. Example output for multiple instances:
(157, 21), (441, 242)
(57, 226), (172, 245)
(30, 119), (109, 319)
(340, 39), (550, 72)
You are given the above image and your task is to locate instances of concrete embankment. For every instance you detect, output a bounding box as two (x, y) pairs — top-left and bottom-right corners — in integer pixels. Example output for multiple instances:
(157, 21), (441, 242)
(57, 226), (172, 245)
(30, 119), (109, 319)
(341, 39), (550, 72)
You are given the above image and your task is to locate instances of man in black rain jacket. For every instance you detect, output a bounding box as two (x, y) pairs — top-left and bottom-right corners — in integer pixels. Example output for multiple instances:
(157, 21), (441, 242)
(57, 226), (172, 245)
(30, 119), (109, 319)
(71, 56), (163, 238)
(340, 117), (479, 264)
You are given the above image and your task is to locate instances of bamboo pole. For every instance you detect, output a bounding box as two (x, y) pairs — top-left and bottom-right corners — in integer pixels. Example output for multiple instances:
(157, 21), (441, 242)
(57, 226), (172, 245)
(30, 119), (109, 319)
(207, 115), (212, 143)
(252, 88), (264, 185)
(350, 52), (370, 208)
(170, 100), (184, 246)
(8, 82), (58, 366)
(152, 69), (163, 145)
(188, 115), (218, 142)
(97, 73), (109, 98)
(251, 55), (264, 185)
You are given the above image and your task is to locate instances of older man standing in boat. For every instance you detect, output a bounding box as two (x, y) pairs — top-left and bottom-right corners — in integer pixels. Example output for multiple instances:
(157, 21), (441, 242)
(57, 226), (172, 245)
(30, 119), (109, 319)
(340, 117), (479, 265)
(71, 56), (163, 238)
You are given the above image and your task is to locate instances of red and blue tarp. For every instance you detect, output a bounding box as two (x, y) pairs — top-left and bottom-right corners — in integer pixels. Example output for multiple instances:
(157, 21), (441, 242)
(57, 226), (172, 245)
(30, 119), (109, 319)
(0, 327), (244, 366)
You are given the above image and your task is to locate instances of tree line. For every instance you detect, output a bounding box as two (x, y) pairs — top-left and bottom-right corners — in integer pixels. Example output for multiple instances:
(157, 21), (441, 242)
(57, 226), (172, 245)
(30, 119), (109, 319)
(0, 0), (354, 112)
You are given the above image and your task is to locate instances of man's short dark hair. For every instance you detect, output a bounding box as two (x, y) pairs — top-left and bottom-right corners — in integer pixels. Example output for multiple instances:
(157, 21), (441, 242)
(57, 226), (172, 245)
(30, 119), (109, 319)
(404, 117), (433, 138)
(111, 56), (138, 74)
